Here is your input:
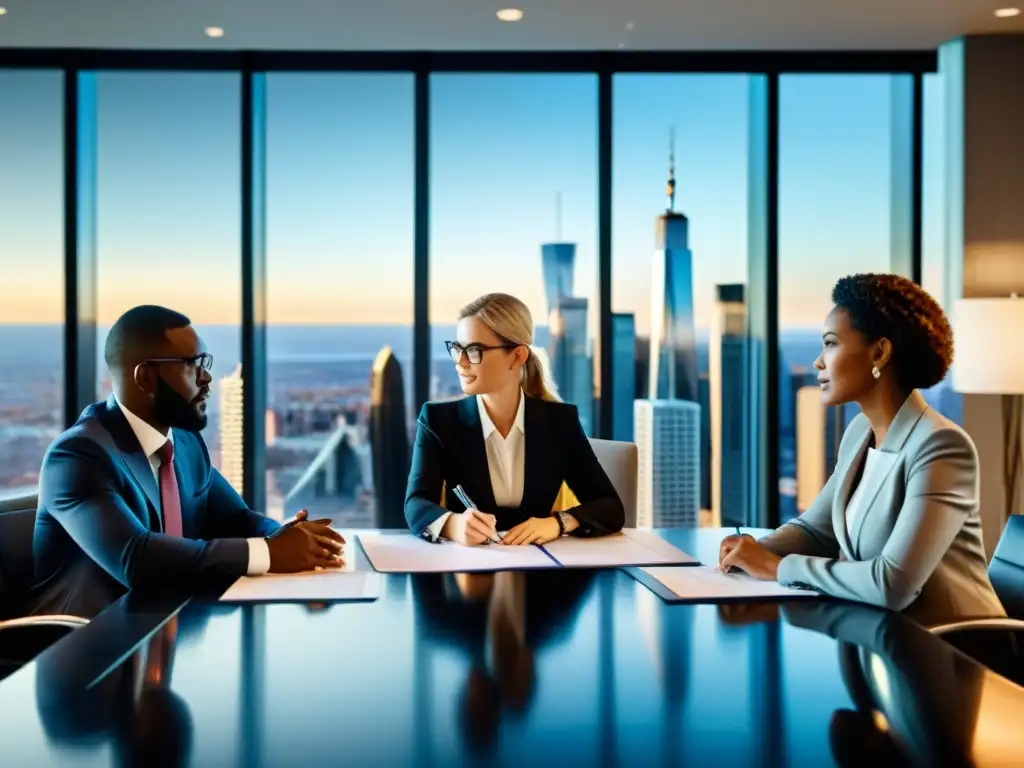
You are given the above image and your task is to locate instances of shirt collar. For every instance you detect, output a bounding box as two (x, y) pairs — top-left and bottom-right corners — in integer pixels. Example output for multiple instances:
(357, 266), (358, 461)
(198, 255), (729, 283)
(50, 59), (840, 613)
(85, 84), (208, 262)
(477, 389), (526, 440)
(115, 396), (172, 459)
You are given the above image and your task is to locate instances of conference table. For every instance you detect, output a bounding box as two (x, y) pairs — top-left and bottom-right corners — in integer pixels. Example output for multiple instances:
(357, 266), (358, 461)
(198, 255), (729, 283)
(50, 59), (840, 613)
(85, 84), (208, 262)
(1, 528), (1021, 767)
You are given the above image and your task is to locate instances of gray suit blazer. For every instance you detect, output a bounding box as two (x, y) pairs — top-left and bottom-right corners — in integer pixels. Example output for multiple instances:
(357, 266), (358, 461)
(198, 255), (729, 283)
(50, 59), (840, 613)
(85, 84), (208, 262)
(761, 390), (1005, 627)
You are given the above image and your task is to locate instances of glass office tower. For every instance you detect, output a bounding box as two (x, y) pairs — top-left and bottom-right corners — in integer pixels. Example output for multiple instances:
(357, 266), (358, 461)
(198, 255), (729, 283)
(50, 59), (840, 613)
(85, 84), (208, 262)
(710, 283), (748, 526)
(635, 399), (701, 528)
(611, 312), (636, 442)
(541, 242), (576, 316)
(648, 151), (699, 404)
(549, 296), (592, 435)
(369, 346), (410, 528)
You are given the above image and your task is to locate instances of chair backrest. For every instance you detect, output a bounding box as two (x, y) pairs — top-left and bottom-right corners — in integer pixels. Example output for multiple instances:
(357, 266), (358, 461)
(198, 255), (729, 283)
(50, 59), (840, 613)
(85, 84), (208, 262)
(0, 494), (38, 619)
(588, 439), (638, 527)
(989, 514), (1024, 619)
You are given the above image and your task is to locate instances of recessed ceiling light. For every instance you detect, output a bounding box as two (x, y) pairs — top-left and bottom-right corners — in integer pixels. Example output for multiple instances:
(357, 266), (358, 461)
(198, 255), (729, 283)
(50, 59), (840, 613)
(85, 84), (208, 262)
(205, 26), (226, 38)
(994, 7), (1021, 17)
(0, 8), (8, 16)
(496, 8), (524, 22)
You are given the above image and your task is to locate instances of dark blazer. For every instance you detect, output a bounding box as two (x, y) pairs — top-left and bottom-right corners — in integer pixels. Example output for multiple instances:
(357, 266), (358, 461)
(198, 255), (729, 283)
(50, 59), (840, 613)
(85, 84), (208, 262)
(32, 396), (279, 618)
(404, 395), (625, 538)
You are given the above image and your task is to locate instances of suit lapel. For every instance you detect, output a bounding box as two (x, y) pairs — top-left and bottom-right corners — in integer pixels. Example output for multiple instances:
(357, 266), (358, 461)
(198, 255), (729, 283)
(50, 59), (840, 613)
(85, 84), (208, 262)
(847, 391), (929, 552)
(833, 426), (870, 560)
(98, 396), (162, 528)
(457, 397), (497, 512)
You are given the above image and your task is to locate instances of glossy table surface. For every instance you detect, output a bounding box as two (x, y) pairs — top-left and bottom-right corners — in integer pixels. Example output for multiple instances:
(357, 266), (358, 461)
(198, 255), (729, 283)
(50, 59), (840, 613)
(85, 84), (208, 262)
(2, 528), (1023, 767)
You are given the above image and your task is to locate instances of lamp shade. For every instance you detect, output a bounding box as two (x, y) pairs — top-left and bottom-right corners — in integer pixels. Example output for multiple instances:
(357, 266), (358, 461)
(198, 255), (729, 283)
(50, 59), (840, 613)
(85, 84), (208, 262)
(951, 297), (1024, 394)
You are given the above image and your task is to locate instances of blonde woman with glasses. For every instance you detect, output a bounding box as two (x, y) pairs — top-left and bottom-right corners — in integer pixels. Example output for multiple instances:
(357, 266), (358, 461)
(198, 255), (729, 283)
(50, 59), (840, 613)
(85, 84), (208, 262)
(405, 293), (624, 547)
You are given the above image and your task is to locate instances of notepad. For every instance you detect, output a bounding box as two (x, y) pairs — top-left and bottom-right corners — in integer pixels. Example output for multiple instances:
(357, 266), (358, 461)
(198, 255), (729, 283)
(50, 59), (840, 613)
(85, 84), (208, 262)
(540, 529), (696, 568)
(357, 533), (557, 573)
(219, 569), (381, 602)
(634, 565), (819, 603)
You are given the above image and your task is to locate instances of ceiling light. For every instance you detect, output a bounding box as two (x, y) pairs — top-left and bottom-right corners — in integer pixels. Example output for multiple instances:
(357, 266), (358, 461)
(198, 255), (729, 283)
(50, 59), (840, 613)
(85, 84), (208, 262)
(496, 8), (524, 22)
(205, 26), (225, 38)
(994, 7), (1021, 17)
(0, 8), (8, 15)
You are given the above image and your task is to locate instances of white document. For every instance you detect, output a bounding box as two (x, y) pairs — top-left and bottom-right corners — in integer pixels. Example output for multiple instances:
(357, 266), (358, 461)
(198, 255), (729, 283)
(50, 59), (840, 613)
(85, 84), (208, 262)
(220, 569), (381, 602)
(639, 565), (819, 602)
(357, 533), (557, 573)
(541, 529), (697, 568)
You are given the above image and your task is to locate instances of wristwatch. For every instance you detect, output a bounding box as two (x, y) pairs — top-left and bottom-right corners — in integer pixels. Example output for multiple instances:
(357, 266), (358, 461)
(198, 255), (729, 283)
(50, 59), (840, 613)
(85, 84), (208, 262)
(554, 511), (570, 537)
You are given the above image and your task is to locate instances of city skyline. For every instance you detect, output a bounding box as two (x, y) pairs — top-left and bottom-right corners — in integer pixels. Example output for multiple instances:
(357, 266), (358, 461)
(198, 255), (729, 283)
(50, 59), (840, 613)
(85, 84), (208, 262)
(1, 71), (947, 331)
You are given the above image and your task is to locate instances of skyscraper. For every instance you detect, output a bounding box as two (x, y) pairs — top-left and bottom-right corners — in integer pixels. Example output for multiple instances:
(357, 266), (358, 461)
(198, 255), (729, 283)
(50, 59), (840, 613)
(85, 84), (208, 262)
(611, 313), (636, 442)
(710, 283), (748, 527)
(698, 374), (711, 512)
(649, 136), (699, 404)
(549, 295), (592, 435)
(219, 364), (244, 495)
(540, 242), (576, 317)
(369, 346), (410, 528)
(634, 399), (701, 528)
(792, 368), (847, 512)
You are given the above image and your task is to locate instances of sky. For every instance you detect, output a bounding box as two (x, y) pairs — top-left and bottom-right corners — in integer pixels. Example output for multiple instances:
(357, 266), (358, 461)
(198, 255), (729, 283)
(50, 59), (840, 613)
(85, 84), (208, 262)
(0, 69), (947, 334)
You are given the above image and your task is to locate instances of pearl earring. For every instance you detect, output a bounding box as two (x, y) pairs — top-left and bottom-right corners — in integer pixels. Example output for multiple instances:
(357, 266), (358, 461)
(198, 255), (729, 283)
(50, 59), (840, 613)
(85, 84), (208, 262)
(872, 365), (881, 380)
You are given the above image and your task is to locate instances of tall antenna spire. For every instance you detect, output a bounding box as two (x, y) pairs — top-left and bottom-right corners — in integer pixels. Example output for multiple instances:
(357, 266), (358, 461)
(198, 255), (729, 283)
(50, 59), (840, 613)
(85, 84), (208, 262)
(666, 127), (676, 213)
(555, 191), (562, 240)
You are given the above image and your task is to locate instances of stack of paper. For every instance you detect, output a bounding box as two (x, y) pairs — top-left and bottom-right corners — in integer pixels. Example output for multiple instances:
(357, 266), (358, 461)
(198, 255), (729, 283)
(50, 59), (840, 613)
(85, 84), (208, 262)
(541, 529), (695, 568)
(220, 569), (381, 602)
(357, 533), (557, 573)
(636, 565), (819, 603)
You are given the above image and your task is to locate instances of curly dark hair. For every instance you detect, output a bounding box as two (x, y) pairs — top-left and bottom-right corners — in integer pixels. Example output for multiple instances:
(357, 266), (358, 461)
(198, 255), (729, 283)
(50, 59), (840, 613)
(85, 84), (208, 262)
(831, 273), (953, 392)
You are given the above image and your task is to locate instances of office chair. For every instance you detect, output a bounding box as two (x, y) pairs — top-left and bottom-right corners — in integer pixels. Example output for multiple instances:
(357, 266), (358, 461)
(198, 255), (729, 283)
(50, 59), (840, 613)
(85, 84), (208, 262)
(587, 438), (638, 528)
(929, 514), (1024, 685)
(0, 494), (88, 681)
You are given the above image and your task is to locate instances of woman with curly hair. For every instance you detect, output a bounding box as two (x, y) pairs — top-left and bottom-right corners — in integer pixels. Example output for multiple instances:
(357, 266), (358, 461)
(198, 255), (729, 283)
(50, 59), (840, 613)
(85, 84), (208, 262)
(719, 273), (1005, 626)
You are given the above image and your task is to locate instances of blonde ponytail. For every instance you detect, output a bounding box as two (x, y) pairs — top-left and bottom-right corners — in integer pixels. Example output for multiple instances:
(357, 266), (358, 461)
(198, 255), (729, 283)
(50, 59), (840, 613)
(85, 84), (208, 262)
(459, 293), (562, 402)
(522, 346), (561, 402)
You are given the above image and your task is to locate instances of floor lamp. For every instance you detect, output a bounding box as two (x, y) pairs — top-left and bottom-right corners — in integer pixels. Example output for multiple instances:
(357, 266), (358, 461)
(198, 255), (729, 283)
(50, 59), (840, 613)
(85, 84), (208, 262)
(952, 296), (1024, 519)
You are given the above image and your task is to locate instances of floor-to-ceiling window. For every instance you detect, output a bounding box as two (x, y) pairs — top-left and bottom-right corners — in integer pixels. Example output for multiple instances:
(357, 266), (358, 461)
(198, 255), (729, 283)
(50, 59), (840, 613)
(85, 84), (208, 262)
(778, 74), (902, 522)
(0, 70), (64, 496)
(920, 71), (962, 424)
(611, 74), (750, 528)
(429, 74), (598, 431)
(264, 72), (415, 524)
(93, 72), (242, 473)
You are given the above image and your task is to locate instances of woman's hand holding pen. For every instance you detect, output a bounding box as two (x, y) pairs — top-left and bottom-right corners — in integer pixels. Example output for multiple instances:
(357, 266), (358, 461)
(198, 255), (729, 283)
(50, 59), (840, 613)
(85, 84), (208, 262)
(442, 508), (501, 547)
(718, 533), (781, 581)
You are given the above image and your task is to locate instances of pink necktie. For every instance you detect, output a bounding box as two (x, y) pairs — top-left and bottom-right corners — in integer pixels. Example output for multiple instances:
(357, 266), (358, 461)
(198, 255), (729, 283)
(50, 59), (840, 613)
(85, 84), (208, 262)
(156, 440), (183, 537)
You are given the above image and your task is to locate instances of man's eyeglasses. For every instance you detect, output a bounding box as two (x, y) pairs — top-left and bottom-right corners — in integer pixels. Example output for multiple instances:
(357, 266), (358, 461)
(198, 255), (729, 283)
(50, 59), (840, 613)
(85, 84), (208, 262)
(143, 353), (214, 374)
(445, 341), (518, 365)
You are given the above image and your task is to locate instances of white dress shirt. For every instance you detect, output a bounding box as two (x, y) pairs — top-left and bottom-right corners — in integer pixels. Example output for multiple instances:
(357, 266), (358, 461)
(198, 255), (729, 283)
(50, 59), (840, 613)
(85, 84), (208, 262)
(426, 390), (527, 541)
(843, 447), (892, 538)
(116, 398), (271, 575)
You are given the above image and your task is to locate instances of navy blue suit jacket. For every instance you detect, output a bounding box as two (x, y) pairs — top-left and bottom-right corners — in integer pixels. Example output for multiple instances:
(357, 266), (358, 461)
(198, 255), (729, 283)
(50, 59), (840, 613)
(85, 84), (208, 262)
(404, 395), (625, 538)
(32, 396), (279, 617)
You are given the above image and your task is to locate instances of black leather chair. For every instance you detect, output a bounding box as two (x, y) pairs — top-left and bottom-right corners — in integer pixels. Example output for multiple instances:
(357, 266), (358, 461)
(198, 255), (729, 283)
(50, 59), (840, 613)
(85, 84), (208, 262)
(0, 493), (88, 681)
(930, 514), (1024, 685)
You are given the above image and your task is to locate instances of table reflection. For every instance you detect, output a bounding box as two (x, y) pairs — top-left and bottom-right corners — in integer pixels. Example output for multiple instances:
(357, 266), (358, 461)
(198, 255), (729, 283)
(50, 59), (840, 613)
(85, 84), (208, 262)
(10, 565), (1024, 768)
(33, 606), (214, 767)
(782, 602), (1024, 768)
(412, 570), (593, 755)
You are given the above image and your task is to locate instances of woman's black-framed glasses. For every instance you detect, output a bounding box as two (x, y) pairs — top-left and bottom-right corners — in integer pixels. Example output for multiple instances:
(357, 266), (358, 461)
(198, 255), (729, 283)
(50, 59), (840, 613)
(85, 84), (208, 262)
(143, 353), (214, 375)
(445, 341), (517, 365)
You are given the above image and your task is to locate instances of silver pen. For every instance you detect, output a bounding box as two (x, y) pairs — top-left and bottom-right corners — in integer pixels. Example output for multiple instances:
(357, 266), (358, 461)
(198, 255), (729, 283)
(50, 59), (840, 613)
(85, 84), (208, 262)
(452, 484), (502, 544)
